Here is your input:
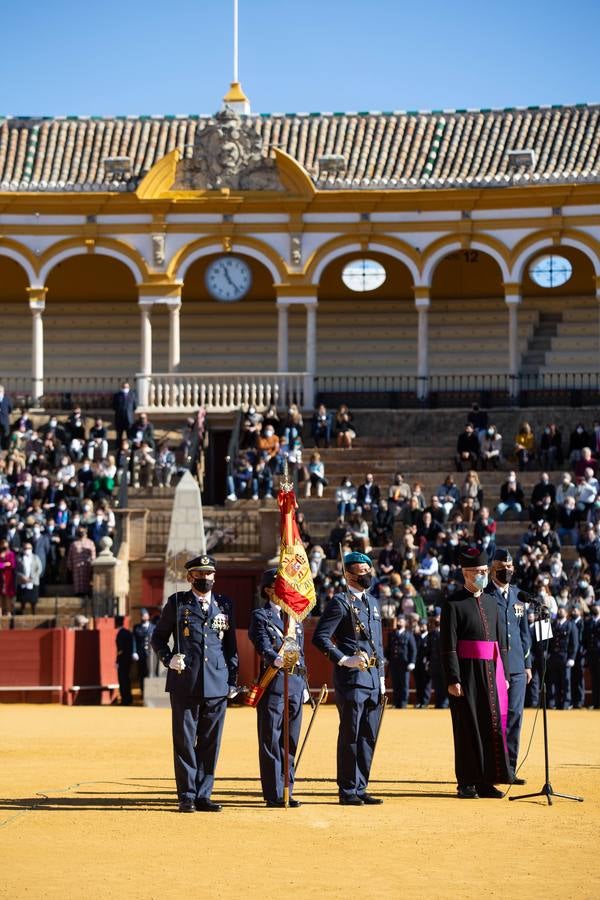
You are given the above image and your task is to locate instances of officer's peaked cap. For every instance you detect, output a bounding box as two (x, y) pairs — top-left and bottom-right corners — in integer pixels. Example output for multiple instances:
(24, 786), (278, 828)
(491, 547), (513, 565)
(185, 554), (216, 573)
(260, 568), (278, 591)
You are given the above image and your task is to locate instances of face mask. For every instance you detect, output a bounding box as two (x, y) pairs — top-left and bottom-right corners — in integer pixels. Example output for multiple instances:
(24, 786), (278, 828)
(355, 573), (372, 590)
(495, 569), (512, 585)
(473, 573), (488, 591)
(192, 577), (213, 593)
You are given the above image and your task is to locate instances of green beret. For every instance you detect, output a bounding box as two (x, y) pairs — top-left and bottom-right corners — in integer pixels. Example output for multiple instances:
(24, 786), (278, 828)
(344, 552), (372, 568)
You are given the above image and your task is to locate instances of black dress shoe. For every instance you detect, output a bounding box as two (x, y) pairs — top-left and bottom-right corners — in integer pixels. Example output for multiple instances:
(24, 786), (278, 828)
(457, 785), (479, 799)
(339, 796), (364, 805)
(195, 798), (222, 812)
(511, 776), (527, 786)
(476, 784), (504, 799)
(358, 793), (383, 805)
(178, 799), (196, 813)
(266, 799), (301, 808)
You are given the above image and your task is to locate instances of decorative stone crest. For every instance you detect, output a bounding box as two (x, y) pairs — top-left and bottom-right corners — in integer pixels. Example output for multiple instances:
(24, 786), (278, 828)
(290, 234), (302, 266)
(173, 106), (285, 191)
(152, 233), (165, 266)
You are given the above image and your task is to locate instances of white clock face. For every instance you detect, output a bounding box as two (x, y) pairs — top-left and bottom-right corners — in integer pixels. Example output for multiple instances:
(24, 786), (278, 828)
(205, 255), (252, 302)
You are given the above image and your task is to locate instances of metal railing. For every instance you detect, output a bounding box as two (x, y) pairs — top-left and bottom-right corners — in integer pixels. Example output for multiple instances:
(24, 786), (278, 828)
(140, 372), (310, 412)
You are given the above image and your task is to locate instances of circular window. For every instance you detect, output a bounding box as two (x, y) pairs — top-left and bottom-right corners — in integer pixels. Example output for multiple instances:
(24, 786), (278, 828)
(341, 258), (387, 292)
(529, 254), (573, 288)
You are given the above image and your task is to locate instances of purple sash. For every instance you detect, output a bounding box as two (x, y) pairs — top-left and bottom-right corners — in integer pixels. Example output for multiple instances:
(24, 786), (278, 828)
(457, 639), (508, 746)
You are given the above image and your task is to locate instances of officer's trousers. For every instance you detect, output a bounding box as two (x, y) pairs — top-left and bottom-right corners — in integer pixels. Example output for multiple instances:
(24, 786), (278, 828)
(256, 688), (302, 802)
(117, 659), (132, 706)
(170, 693), (227, 800)
(571, 656), (586, 708)
(506, 671), (526, 772)
(547, 657), (571, 708)
(336, 688), (380, 800)
(390, 662), (410, 707)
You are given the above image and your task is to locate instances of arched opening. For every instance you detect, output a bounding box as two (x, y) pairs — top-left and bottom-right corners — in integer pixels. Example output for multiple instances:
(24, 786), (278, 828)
(520, 245), (597, 373)
(429, 248), (517, 374)
(316, 250), (415, 375)
(0, 257), (31, 384)
(181, 252), (276, 372)
(45, 255), (141, 379)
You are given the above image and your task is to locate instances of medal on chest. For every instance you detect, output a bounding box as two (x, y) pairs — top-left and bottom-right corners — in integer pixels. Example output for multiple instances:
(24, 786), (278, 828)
(211, 610), (229, 640)
(514, 602), (525, 619)
(183, 608), (190, 638)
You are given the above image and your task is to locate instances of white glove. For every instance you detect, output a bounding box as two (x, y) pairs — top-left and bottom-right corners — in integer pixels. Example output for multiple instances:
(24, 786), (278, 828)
(169, 653), (186, 672)
(227, 686), (239, 700)
(302, 688), (310, 703)
(341, 655), (367, 669)
(273, 655), (284, 669)
(132, 653), (139, 662)
(407, 663), (415, 671)
(379, 676), (386, 696)
(566, 659), (575, 668)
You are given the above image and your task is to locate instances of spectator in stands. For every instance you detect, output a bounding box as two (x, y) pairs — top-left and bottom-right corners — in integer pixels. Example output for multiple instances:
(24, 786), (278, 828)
(262, 405), (282, 437)
(568, 423), (592, 466)
(401, 495), (423, 529)
(240, 406), (263, 450)
(305, 451), (327, 498)
(473, 506), (497, 555)
(182, 408), (206, 475)
(436, 475), (460, 519)
(132, 441), (156, 488)
(574, 447), (597, 480)
(424, 494), (446, 526)
(576, 468), (599, 521)
(379, 585), (399, 627)
(251, 458), (274, 500)
(129, 412), (155, 451)
(467, 402), (489, 437)
(557, 495), (579, 546)
(461, 470), (483, 514)
(416, 547), (439, 580)
(283, 403), (303, 444)
(496, 471), (524, 518)
(0, 386), (13, 451)
(348, 508), (370, 553)
(537, 520), (562, 555)
(335, 404), (356, 449)
(514, 422), (535, 471)
(155, 444), (177, 488)
(416, 510), (443, 549)
(388, 472), (411, 514)
(256, 423), (280, 472)
(0, 538), (16, 616)
(455, 423), (480, 471)
(529, 491), (557, 529)
(370, 499), (394, 546)
(117, 438), (132, 484)
(377, 539), (400, 579)
(335, 476), (357, 520)
(56, 454), (76, 485)
(67, 526), (96, 598)
(479, 425), (503, 470)
(556, 471), (577, 505)
(577, 525), (600, 582)
(311, 404), (333, 448)
(539, 423), (563, 470)
(77, 459), (94, 497)
(87, 417), (109, 461)
(113, 381), (137, 445)
(295, 511), (312, 549)
(308, 545), (325, 580)
(16, 541), (42, 614)
(67, 407), (86, 461)
(357, 473), (380, 514)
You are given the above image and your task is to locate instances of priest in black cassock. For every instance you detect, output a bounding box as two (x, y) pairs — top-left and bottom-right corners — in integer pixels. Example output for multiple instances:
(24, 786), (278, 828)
(441, 547), (511, 799)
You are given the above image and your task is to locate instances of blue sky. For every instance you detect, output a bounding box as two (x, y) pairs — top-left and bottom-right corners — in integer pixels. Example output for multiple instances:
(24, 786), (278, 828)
(1, 0), (598, 115)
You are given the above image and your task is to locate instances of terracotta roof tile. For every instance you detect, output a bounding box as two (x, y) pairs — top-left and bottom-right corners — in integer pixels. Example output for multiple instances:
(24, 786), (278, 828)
(1, 106), (600, 192)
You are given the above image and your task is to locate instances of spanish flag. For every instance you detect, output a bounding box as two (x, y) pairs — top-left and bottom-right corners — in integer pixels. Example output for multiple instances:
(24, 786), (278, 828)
(273, 486), (316, 622)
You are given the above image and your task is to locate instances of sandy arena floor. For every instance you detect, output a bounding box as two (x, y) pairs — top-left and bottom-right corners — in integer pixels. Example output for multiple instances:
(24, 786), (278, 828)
(0, 704), (598, 900)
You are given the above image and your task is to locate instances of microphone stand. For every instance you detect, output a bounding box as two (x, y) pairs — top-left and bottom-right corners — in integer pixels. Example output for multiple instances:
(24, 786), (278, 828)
(510, 602), (583, 806)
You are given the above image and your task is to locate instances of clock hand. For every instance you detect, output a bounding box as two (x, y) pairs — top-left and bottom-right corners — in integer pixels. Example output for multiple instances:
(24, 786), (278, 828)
(221, 263), (239, 291)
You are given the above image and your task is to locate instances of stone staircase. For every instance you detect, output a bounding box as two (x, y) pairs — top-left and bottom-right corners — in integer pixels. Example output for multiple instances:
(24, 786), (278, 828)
(521, 311), (563, 375)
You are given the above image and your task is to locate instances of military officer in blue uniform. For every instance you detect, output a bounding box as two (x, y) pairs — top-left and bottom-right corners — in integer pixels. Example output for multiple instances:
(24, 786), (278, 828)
(570, 606), (586, 708)
(547, 605), (578, 709)
(584, 603), (600, 708)
(151, 554), (238, 812)
(248, 568), (306, 808)
(387, 614), (417, 708)
(525, 609), (544, 708)
(313, 551), (385, 806)
(132, 607), (155, 695)
(484, 548), (532, 784)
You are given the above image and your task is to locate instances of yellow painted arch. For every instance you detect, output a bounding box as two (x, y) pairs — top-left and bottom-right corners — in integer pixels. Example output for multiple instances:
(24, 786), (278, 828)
(38, 237), (150, 284)
(305, 234), (421, 285)
(168, 234), (288, 283)
(0, 237), (39, 285)
(420, 232), (511, 283)
(509, 227), (600, 280)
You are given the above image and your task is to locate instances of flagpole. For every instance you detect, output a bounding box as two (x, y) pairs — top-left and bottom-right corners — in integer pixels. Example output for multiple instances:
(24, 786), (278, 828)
(283, 612), (290, 808)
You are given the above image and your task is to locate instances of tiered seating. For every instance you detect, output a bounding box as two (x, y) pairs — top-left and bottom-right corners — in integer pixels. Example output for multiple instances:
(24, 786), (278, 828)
(540, 298), (598, 372)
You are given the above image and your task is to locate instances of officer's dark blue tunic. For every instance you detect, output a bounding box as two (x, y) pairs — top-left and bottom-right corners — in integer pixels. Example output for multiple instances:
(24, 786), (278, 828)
(484, 582), (531, 773)
(414, 629), (432, 707)
(313, 589), (384, 801)
(547, 618), (578, 709)
(151, 589), (238, 802)
(387, 628), (417, 708)
(584, 615), (600, 708)
(133, 621), (155, 692)
(248, 603), (305, 803)
(571, 616), (586, 708)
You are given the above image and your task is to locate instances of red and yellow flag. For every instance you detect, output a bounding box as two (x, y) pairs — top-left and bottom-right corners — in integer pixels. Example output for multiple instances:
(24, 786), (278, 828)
(273, 487), (316, 622)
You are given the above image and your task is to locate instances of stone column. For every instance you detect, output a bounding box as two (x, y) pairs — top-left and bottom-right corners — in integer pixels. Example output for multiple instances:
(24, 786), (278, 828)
(27, 287), (47, 405)
(138, 300), (153, 407)
(277, 301), (289, 372)
(504, 283), (522, 398)
(167, 301), (182, 373)
(304, 300), (318, 409)
(414, 287), (430, 401)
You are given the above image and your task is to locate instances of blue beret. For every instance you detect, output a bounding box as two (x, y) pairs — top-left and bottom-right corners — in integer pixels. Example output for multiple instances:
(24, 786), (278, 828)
(344, 552), (372, 568)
